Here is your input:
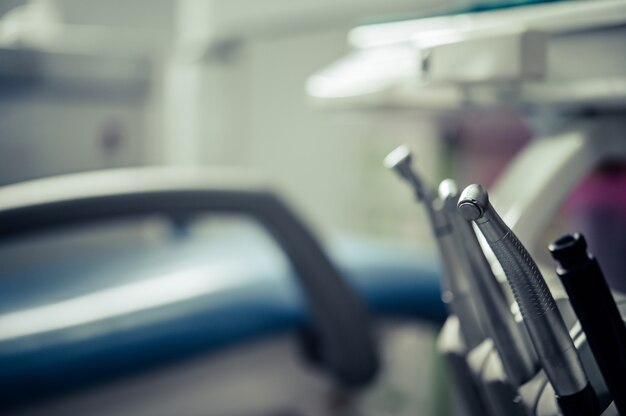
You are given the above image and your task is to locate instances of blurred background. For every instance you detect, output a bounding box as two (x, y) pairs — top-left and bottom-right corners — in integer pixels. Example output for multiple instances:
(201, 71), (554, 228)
(0, 0), (531, 240)
(0, 0), (625, 415)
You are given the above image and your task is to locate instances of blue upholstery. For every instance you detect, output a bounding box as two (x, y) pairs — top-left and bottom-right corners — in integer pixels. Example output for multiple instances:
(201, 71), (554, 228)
(0, 231), (444, 406)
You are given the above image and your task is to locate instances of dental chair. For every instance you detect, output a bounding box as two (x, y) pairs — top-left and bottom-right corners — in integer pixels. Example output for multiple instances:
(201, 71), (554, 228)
(0, 168), (446, 415)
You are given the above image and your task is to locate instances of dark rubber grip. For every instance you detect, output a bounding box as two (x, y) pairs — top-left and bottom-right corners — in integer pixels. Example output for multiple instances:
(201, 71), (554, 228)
(556, 382), (601, 416)
(551, 233), (626, 415)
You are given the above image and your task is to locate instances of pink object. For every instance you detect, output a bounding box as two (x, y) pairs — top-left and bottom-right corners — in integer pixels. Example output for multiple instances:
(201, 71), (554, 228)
(565, 162), (626, 293)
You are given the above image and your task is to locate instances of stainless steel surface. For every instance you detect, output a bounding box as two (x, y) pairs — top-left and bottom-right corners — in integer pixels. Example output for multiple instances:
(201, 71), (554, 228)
(458, 184), (589, 396)
(439, 179), (536, 386)
(383, 145), (429, 201)
(385, 146), (484, 349)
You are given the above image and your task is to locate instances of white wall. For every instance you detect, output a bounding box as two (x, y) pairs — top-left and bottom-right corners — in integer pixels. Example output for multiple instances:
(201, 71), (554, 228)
(178, 24), (443, 240)
(0, 0), (447, 241)
(0, 98), (146, 185)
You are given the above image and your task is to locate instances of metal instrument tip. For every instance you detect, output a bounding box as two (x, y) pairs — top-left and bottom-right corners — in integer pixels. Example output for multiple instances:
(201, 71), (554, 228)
(438, 179), (458, 201)
(458, 184), (488, 221)
(383, 145), (411, 170)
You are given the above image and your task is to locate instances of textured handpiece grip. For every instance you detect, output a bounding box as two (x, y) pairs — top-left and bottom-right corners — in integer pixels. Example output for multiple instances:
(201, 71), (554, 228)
(491, 231), (557, 320)
(458, 184), (591, 398)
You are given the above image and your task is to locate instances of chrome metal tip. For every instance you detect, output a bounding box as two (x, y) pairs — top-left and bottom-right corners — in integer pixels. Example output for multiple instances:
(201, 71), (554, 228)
(383, 145), (412, 170)
(458, 184), (488, 221)
(384, 145), (429, 200)
(438, 179), (458, 201)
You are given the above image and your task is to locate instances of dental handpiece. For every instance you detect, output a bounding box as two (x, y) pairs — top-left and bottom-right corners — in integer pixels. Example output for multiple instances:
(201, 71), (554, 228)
(384, 146), (484, 349)
(458, 184), (600, 416)
(439, 179), (536, 386)
(550, 233), (626, 416)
